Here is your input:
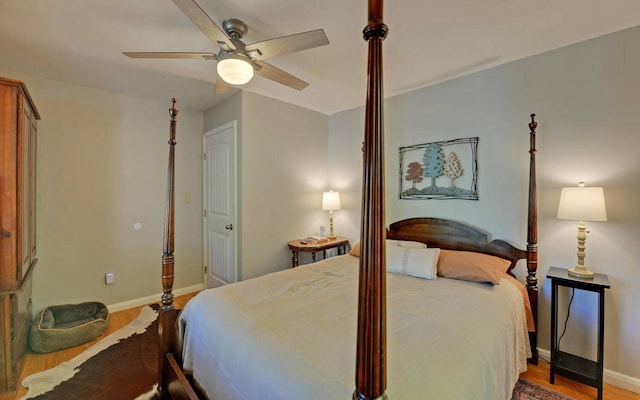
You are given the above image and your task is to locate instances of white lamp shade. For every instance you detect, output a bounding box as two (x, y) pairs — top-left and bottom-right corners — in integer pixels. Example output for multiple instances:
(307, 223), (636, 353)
(217, 55), (254, 85)
(322, 191), (341, 211)
(557, 185), (607, 222)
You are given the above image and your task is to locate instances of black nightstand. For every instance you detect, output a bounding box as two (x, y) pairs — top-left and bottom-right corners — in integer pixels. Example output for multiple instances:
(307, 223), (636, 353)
(547, 267), (610, 400)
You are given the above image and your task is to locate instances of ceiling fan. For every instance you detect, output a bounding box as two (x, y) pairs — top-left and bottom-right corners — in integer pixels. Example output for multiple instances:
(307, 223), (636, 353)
(123, 0), (330, 94)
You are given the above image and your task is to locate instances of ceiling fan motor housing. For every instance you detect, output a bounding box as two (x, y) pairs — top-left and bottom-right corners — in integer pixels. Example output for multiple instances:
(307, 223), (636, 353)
(222, 19), (248, 39)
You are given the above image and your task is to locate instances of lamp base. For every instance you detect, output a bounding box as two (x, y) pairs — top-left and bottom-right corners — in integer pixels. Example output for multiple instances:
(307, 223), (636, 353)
(327, 212), (336, 239)
(568, 266), (595, 279)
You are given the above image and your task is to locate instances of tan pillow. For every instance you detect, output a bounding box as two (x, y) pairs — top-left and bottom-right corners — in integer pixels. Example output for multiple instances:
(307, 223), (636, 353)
(437, 249), (510, 285)
(348, 242), (360, 257)
(349, 239), (427, 257)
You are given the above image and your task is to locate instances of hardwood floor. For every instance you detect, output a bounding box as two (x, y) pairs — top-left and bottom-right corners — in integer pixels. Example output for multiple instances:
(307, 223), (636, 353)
(520, 360), (640, 400)
(3, 291), (638, 400)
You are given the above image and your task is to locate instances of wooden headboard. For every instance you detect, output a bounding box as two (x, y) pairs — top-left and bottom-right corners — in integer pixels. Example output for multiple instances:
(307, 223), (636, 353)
(387, 218), (528, 273)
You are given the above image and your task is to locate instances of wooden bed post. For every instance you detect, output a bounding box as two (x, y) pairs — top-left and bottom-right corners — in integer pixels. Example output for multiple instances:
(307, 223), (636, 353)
(159, 98), (179, 394)
(527, 114), (539, 364)
(354, 1), (388, 399)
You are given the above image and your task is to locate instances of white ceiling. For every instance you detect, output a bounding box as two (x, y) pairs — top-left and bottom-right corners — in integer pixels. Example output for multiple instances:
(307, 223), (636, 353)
(2, 0), (639, 115)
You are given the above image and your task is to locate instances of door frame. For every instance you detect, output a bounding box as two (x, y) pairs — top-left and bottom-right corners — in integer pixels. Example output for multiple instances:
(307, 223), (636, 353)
(202, 120), (238, 287)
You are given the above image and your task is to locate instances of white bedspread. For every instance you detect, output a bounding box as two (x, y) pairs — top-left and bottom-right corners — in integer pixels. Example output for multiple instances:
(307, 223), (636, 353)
(180, 255), (530, 400)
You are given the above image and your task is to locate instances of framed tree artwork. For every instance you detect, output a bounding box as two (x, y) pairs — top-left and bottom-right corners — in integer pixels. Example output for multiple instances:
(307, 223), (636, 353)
(399, 137), (478, 200)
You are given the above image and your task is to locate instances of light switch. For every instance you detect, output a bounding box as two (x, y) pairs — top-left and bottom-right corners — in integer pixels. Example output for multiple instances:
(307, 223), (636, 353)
(183, 192), (191, 203)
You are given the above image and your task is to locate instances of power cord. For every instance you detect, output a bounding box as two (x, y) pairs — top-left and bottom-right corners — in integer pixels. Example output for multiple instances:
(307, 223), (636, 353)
(556, 288), (575, 359)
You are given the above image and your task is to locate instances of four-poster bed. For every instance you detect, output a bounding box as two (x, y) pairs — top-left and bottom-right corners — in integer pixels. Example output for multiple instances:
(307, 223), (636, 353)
(156, 1), (539, 399)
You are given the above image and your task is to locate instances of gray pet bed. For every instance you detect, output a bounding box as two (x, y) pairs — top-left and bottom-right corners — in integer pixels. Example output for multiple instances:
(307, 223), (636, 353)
(30, 302), (110, 354)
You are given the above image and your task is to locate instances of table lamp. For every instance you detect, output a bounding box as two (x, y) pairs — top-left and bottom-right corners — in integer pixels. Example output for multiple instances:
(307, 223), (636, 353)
(322, 190), (341, 239)
(557, 182), (607, 278)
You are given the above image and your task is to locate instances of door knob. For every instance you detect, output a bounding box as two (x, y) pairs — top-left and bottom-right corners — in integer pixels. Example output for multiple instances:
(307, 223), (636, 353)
(1, 229), (10, 238)
(225, 224), (233, 230)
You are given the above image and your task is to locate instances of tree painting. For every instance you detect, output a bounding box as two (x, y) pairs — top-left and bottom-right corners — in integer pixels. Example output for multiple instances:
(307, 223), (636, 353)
(443, 152), (463, 188)
(398, 137), (478, 200)
(405, 162), (424, 189)
(422, 143), (445, 187)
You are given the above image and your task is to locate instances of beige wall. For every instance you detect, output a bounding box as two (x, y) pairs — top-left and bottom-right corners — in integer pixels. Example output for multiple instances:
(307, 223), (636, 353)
(329, 26), (640, 388)
(0, 70), (204, 313)
(241, 92), (329, 279)
(204, 91), (330, 280)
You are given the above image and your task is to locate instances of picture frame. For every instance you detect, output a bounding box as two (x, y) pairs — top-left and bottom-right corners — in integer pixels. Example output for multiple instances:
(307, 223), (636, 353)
(399, 137), (478, 200)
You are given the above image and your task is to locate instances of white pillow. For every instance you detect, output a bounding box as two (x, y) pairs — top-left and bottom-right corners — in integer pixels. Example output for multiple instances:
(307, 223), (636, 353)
(386, 239), (427, 248)
(386, 246), (439, 280)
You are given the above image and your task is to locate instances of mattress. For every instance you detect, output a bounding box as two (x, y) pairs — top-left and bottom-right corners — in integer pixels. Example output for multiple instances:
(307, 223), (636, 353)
(180, 254), (530, 400)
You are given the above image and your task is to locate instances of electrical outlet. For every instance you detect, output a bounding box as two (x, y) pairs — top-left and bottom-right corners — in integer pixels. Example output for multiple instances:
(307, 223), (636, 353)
(105, 272), (115, 285)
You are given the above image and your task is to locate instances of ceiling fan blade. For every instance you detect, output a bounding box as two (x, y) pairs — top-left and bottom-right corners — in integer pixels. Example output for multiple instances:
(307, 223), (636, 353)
(171, 0), (235, 51)
(253, 60), (309, 91)
(123, 52), (216, 59)
(214, 75), (231, 94)
(245, 29), (329, 60)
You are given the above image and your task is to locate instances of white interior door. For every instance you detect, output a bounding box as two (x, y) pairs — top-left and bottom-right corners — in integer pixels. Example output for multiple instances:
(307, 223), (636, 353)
(203, 121), (237, 288)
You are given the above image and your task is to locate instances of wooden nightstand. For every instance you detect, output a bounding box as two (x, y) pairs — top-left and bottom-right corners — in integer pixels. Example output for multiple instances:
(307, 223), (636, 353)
(547, 267), (610, 400)
(287, 237), (350, 267)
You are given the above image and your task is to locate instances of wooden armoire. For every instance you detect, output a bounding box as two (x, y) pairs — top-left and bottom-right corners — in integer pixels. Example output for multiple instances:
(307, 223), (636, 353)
(0, 77), (39, 392)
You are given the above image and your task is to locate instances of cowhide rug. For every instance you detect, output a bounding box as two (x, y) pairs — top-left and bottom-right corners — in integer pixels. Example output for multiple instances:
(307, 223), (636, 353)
(20, 305), (160, 400)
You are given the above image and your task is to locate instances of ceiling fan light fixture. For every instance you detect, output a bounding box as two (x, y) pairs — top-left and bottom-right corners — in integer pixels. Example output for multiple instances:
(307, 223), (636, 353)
(217, 54), (254, 85)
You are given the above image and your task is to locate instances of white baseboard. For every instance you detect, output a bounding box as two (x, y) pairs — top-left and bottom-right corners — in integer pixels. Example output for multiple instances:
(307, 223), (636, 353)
(537, 348), (640, 394)
(106, 283), (203, 313)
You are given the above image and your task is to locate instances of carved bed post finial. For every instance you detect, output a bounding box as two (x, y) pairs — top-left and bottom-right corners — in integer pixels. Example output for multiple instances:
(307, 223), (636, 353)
(354, 1), (389, 399)
(529, 113), (537, 132)
(526, 113), (539, 363)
